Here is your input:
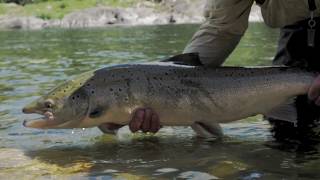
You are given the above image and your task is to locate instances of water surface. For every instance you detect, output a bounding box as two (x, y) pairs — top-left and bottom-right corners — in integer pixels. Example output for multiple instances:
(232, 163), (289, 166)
(1, 23), (320, 179)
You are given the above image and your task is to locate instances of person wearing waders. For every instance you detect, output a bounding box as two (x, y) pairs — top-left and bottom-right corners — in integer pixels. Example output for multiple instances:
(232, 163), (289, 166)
(100, 0), (320, 142)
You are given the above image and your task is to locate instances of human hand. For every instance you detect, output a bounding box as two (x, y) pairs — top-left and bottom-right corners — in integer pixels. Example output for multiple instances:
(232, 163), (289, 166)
(98, 108), (161, 134)
(308, 75), (320, 105)
(129, 108), (161, 133)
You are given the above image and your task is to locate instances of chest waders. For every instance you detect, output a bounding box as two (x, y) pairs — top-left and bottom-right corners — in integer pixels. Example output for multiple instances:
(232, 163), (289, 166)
(268, 0), (320, 143)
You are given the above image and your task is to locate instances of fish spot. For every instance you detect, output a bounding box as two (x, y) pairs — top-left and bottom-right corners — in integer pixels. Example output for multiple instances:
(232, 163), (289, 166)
(180, 79), (201, 88)
(86, 83), (91, 86)
(110, 88), (113, 92)
(119, 88), (122, 92)
(72, 96), (75, 100)
(91, 90), (95, 94)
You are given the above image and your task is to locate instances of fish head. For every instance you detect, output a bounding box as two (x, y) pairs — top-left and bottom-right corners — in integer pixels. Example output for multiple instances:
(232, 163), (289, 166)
(22, 71), (94, 129)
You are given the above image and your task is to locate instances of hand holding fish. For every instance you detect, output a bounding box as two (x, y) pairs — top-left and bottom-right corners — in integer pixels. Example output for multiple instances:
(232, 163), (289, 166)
(98, 108), (161, 134)
(308, 75), (320, 106)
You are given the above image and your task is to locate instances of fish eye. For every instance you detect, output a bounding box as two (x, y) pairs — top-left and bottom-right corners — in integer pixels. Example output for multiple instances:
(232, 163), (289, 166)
(44, 99), (54, 109)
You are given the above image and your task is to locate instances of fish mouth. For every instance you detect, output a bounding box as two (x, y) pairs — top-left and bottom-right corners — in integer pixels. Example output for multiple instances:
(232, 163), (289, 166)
(23, 111), (62, 129)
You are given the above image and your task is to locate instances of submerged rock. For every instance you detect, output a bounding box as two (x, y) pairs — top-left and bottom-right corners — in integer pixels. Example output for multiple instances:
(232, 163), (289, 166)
(0, 148), (31, 168)
(178, 171), (219, 180)
(208, 160), (249, 178)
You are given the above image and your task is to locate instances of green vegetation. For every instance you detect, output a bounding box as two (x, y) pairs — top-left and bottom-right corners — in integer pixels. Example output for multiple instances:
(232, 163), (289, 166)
(0, 0), (141, 19)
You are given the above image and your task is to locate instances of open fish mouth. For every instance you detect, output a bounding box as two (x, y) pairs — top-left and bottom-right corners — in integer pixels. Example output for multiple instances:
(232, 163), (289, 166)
(22, 111), (61, 129)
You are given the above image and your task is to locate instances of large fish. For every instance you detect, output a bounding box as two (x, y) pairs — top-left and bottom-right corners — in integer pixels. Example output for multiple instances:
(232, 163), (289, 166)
(22, 54), (316, 138)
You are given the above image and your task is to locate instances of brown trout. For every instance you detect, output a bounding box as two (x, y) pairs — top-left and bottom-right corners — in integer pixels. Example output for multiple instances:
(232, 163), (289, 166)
(22, 54), (316, 138)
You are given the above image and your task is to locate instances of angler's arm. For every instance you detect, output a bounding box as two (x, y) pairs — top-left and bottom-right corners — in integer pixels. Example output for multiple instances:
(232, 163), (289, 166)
(183, 0), (254, 67)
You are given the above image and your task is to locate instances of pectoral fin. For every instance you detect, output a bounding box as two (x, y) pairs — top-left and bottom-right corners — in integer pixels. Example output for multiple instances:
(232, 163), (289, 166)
(98, 123), (124, 135)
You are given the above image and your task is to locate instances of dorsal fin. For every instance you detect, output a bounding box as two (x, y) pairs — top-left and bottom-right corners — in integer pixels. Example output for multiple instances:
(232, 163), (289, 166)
(160, 53), (203, 66)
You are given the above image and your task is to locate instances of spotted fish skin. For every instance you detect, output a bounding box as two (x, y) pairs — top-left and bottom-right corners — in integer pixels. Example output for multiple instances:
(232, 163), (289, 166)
(22, 61), (315, 135)
(78, 64), (315, 126)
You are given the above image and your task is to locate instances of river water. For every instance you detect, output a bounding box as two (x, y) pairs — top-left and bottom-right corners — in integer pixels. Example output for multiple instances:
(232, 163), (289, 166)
(1, 24), (320, 179)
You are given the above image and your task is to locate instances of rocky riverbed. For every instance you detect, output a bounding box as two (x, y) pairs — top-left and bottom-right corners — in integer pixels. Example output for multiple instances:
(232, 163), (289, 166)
(0, 0), (263, 30)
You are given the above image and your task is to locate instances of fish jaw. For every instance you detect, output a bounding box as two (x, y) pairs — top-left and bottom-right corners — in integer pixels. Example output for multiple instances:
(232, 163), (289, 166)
(23, 113), (86, 129)
(23, 110), (62, 129)
(22, 103), (82, 129)
(23, 118), (61, 129)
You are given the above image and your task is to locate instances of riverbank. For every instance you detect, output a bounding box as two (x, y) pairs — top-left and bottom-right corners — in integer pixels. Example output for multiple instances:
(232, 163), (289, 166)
(0, 0), (263, 30)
